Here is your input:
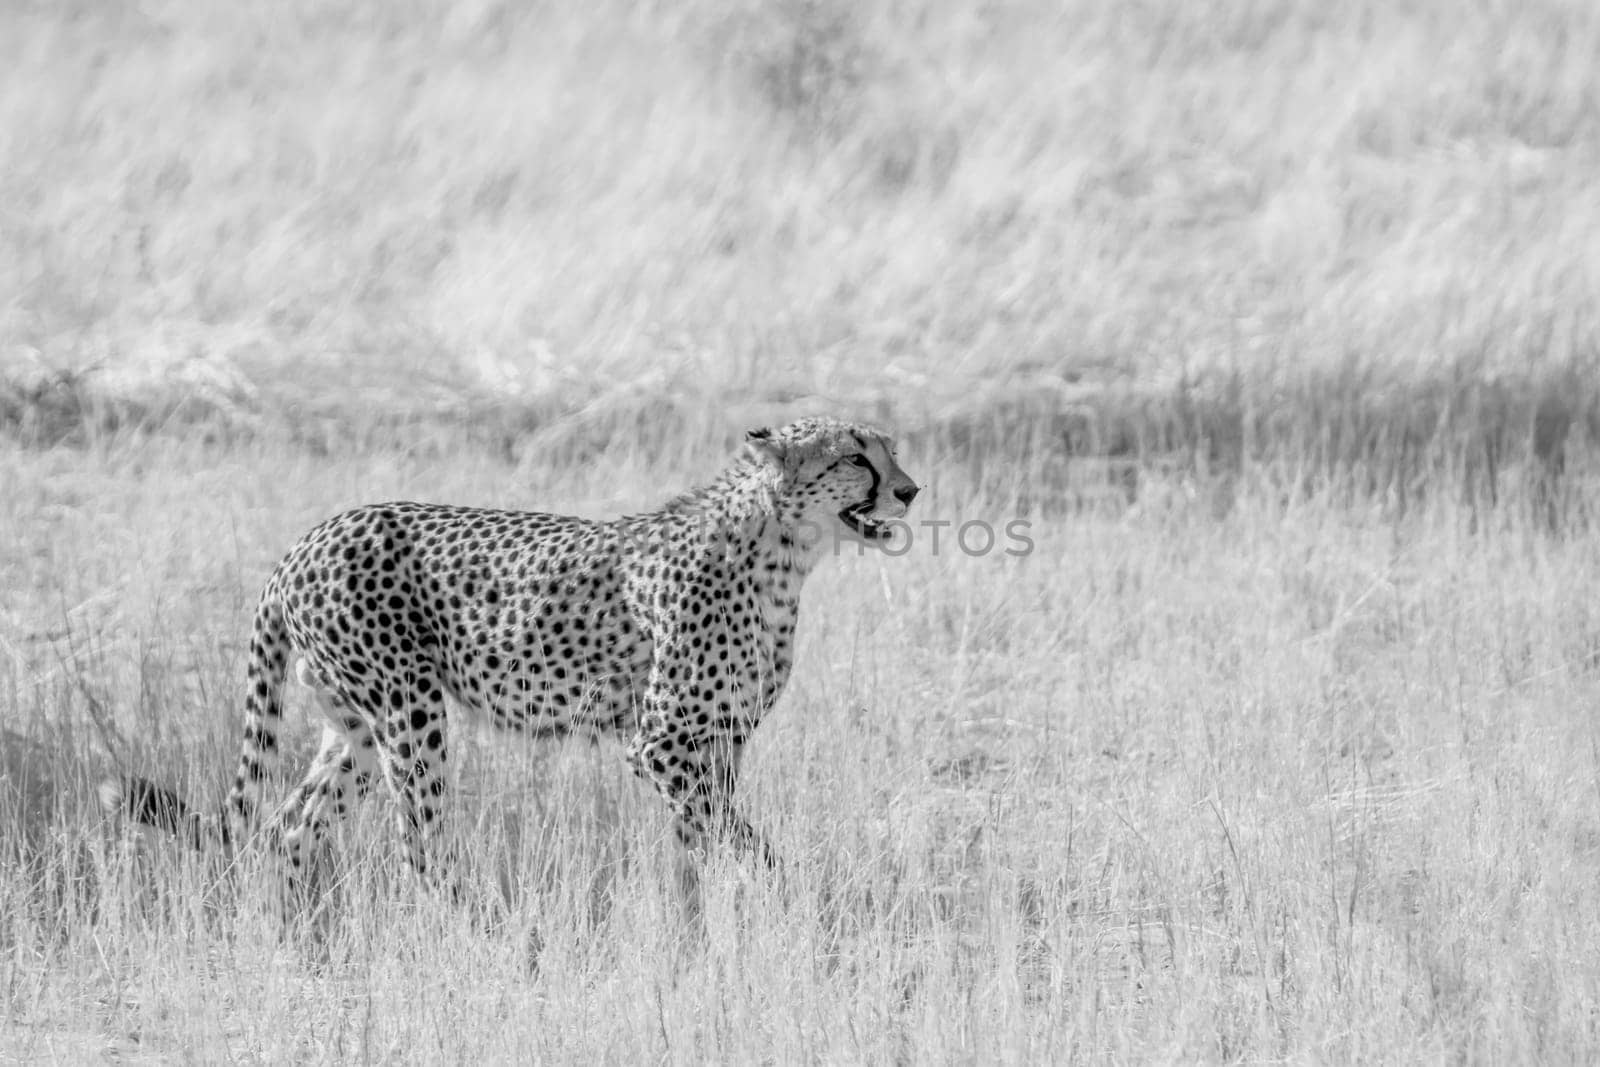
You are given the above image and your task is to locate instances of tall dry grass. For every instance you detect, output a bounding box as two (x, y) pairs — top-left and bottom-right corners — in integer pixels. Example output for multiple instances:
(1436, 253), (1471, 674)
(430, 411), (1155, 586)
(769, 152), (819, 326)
(3, 421), (1600, 1061)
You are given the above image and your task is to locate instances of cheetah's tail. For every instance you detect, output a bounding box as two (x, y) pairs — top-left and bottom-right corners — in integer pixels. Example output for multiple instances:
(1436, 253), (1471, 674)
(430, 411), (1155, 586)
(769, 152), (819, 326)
(97, 775), (216, 851)
(97, 597), (291, 853)
(222, 593), (293, 845)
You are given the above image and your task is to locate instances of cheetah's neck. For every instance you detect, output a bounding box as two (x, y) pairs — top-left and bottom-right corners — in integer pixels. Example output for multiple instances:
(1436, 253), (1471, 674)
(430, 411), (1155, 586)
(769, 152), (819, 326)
(652, 457), (821, 586)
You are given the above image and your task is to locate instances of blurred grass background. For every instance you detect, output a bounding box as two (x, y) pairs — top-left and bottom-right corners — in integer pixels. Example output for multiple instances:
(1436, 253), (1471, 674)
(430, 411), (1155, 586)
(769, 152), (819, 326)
(3, 0), (1598, 495)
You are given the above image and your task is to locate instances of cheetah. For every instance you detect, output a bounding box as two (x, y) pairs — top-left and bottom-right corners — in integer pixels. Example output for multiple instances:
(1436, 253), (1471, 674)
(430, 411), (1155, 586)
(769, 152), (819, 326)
(103, 416), (918, 892)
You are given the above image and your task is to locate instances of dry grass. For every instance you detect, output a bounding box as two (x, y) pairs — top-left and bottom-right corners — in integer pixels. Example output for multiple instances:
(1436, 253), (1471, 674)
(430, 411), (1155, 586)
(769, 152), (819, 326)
(5, 0), (1600, 1062)
(3, 0), (1599, 455)
(4, 424), (1600, 1062)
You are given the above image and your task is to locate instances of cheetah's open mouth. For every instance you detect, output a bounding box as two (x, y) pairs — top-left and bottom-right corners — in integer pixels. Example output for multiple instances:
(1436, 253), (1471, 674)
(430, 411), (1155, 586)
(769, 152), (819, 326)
(839, 502), (891, 541)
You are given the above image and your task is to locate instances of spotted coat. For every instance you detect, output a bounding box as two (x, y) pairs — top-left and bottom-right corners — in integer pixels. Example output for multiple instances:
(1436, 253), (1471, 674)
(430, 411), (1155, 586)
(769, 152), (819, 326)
(106, 416), (918, 888)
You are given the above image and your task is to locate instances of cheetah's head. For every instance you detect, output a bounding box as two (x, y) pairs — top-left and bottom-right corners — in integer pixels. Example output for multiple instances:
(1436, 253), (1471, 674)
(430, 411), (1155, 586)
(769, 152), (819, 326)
(744, 416), (919, 547)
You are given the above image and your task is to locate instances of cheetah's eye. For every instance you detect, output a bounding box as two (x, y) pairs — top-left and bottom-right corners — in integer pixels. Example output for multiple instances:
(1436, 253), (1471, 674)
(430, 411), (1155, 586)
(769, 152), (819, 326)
(844, 454), (870, 468)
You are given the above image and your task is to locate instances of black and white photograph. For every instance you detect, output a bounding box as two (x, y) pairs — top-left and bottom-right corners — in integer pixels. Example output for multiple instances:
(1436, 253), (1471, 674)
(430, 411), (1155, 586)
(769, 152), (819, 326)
(3, 1), (1598, 1061)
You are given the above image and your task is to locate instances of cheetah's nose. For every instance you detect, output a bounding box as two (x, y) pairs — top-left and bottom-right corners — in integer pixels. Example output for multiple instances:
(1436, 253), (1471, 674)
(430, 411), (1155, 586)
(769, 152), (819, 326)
(894, 484), (919, 506)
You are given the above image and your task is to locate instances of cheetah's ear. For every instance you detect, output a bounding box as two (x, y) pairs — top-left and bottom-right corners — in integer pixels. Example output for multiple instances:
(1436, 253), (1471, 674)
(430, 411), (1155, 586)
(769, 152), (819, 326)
(744, 427), (786, 465)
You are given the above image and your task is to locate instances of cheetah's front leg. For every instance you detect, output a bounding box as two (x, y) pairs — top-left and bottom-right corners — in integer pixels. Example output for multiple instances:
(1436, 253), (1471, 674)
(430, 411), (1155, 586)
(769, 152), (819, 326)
(625, 718), (777, 868)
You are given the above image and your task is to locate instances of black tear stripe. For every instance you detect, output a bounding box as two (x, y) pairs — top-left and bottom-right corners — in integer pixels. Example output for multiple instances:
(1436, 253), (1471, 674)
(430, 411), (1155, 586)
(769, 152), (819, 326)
(860, 455), (882, 505)
(832, 453), (888, 543)
(832, 454), (883, 510)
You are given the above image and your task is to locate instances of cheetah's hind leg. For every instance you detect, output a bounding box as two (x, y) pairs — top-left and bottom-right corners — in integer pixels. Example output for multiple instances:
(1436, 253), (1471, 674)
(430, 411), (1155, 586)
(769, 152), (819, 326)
(267, 661), (380, 925)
